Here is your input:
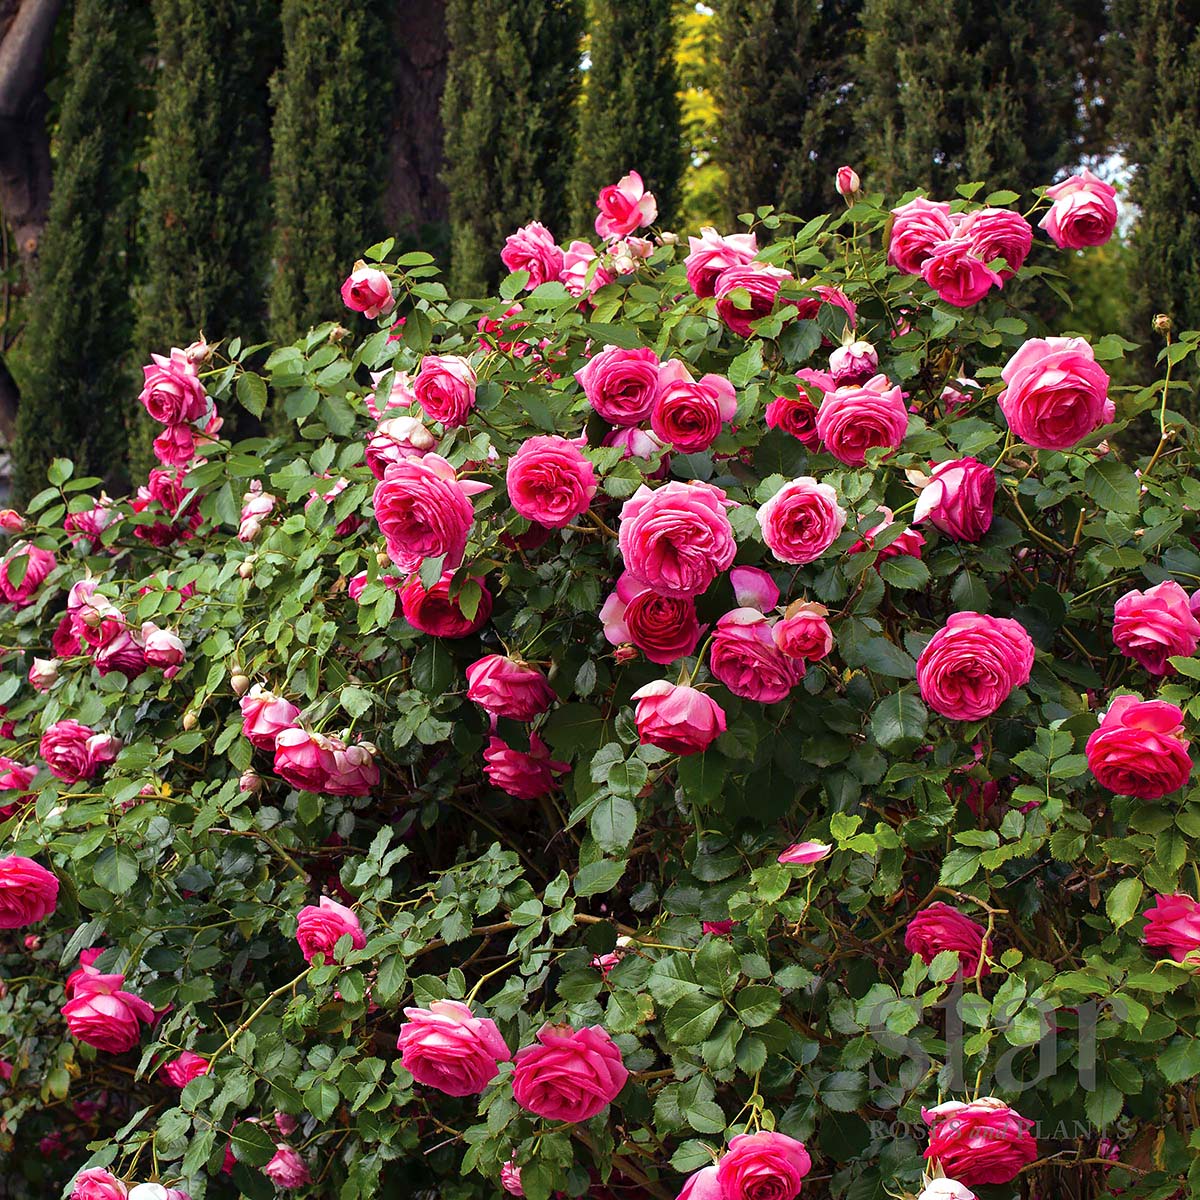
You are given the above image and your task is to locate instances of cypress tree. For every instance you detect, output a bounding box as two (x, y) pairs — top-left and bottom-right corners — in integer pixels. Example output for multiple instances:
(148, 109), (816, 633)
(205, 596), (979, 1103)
(442, 0), (584, 295)
(12, 0), (145, 502)
(571, 0), (684, 233)
(270, 0), (391, 341)
(717, 0), (863, 225)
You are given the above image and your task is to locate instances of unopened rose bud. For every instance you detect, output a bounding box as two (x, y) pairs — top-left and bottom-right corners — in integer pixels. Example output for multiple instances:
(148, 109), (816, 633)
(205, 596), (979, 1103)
(182, 711), (198, 731)
(231, 673), (251, 696)
(905, 467), (932, 489)
(239, 769), (262, 793)
(1153, 313), (1172, 335)
(613, 644), (638, 665)
(238, 559), (255, 579)
(836, 166), (861, 198)
(375, 550), (391, 568)
(657, 231), (678, 246)
(24, 935), (41, 951)
(828, 339), (878, 386)
(0, 510), (25, 534)
(28, 657), (59, 691)
(185, 333), (214, 365)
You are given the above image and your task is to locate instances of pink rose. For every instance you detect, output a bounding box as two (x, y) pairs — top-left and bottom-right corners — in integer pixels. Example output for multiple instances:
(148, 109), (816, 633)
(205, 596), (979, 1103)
(631, 680), (726, 755)
(560, 240), (614, 298)
(506, 435), (598, 528)
(28, 656), (58, 691)
(483, 733), (569, 799)
(576, 345), (661, 426)
(1039, 168), (1118, 249)
(730, 566), (780, 612)
(152, 423), (200, 467)
(765, 369), (833, 449)
(714, 264), (796, 337)
(703, 920), (736, 936)
(0, 856), (58, 928)
(63, 971), (156, 1052)
(997, 336), (1113, 450)
(325, 740), (379, 797)
(396, 999), (511, 1096)
(848, 506), (926, 563)
(905, 902), (991, 978)
(511, 1022), (628, 1122)
(600, 576), (703, 665)
(365, 416), (436, 479)
(958, 207), (1033, 278)
(414, 354), (476, 428)
(684, 226), (758, 298)
(295, 895), (366, 963)
(773, 601), (834, 662)
(603, 425), (670, 472)
(677, 1166), (722, 1200)
(594, 170), (657, 239)
(815, 374), (908, 466)
(912, 457), (995, 542)
(922, 1097), (1038, 1186)
(757, 477), (846, 566)
(65, 946), (105, 999)
(400, 571), (493, 638)
(139, 349), (207, 425)
(263, 1146), (311, 1189)
(0, 542), (56, 608)
(340, 264), (395, 319)
(71, 1169), (128, 1200)
(161, 1051), (210, 1088)
(274, 727), (337, 792)
(240, 686), (300, 750)
(651, 360), (737, 452)
(618, 481), (737, 598)
(777, 840), (832, 865)
(792, 284), (857, 332)
(238, 481), (276, 541)
(836, 166), (860, 197)
(1112, 580), (1200, 675)
(917, 612), (1035, 721)
(91, 620), (148, 680)
(501, 1160), (525, 1196)
(1085, 694), (1192, 800)
(829, 340), (878, 386)
(64, 494), (117, 545)
(141, 623), (186, 672)
(40, 719), (120, 782)
(466, 654), (556, 720)
(501, 221), (564, 288)
(715, 1131), (812, 1200)
(1142, 893), (1200, 967)
(365, 368), (418, 418)
(921, 239), (1003, 307)
(888, 196), (956, 275)
(0, 508), (23, 533)
(709, 608), (805, 703)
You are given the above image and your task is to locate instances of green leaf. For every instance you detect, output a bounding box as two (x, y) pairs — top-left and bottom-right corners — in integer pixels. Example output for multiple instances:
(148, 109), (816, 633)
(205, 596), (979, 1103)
(1159, 1038), (1200, 1084)
(1106, 878), (1144, 929)
(230, 1120), (276, 1166)
(734, 985), (781, 1028)
(92, 846), (139, 894)
(236, 372), (268, 417)
(879, 556), (930, 590)
(870, 691), (928, 750)
(729, 343), (764, 388)
(821, 1070), (868, 1112)
(590, 795), (637, 852)
(677, 752), (727, 808)
(608, 759), (648, 799)
(1085, 1081), (1123, 1126)
(1084, 460), (1140, 514)
(664, 992), (723, 1045)
(412, 641), (455, 695)
(574, 859), (626, 898)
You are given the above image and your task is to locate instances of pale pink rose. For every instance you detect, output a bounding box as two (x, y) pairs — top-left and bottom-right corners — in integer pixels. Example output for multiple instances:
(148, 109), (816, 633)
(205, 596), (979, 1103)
(836, 165), (860, 196)
(483, 732), (569, 799)
(161, 1051), (210, 1087)
(889, 197), (956, 274)
(238, 481), (276, 542)
(912, 457), (995, 542)
(684, 227), (758, 298)
(922, 1097), (1037, 1186)
(141, 623), (185, 674)
(325, 740), (379, 797)
(730, 566), (779, 612)
(512, 1023), (628, 1122)
(28, 656), (58, 691)
(905, 902), (991, 978)
(651, 360), (737, 452)
(594, 170), (658, 239)
(917, 612), (1035, 721)
(716, 1131), (812, 1200)
(848, 506), (926, 563)
(139, 349), (207, 425)
(713, 264), (796, 337)
(365, 368), (418, 419)
(64, 494), (118, 545)
(709, 608), (805, 703)
(603, 425), (670, 470)
(0, 856), (58, 928)
(600, 575), (703, 665)
(941, 376), (980, 413)
(1039, 168), (1118, 249)
(958, 207), (1032, 278)
(575, 345), (661, 426)
(400, 571), (493, 638)
(561, 239), (614, 298)
(609, 235), (653, 274)
(506, 435), (598, 528)
(917, 1182), (976, 1200)
(240, 686), (300, 751)
(414, 354), (476, 428)
(40, 720), (120, 782)
(778, 840), (832, 865)
(295, 896), (366, 963)
(815, 374), (908, 466)
(773, 600), (834, 662)
(263, 1146), (311, 1189)
(70, 1168), (128, 1200)
(365, 416), (437, 479)
(757, 477), (846, 566)
(239, 769), (262, 793)
(631, 680), (726, 755)
(128, 1185), (191, 1200)
(1086, 694), (1192, 800)
(500, 1160), (525, 1196)
(340, 264), (395, 319)
(677, 1165), (723, 1200)
(396, 999), (511, 1096)
(501, 221), (564, 288)
(828, 339), (878, 386)
(1142, 893), (1200, 967)
(1112, 580), (1200, 675)
(0, 542), (56, 608)
(466, 654), (556, 720)
(62, 971), (156, 1052)
(619, 481), (736, 598)
(998, 336), (1113, 450)
(922, 239), (1003, 307)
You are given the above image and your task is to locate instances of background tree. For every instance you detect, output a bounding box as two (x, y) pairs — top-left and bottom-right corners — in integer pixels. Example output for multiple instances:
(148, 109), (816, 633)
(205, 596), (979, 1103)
(571, 0), (684, 233)
(676, 0), (724, 230)
(442, 0), (583, 294)
(269, 0), (391, 340)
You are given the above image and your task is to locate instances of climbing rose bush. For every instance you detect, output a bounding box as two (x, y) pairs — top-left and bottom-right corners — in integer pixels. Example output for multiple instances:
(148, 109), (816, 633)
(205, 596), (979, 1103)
(2, 169), (1200, 1200)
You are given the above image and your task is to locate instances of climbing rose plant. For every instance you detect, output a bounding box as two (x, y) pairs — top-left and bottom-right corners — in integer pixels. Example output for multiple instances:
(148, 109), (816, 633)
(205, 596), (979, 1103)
(2, 167), (1200, 1200)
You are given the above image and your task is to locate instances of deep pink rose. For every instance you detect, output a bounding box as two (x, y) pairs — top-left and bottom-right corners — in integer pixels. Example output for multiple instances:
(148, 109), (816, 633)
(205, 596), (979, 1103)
(483, 732), (569, 799)
(273, 727), (338, 792)
(576, 345), (661, 426)
(1112, 580), (1200, 675)
(1142, 893), (1200, 967)
(766, 370), (833, 449)
(62, 971), (156, 1052)
(340, 265), (395, 319)
(295, 895), (366, 963)
(835, 166), (860, 197)
(65, 947), (105, 999)
(998, 336), (1114, 450)
(501, 221), (564, 288)
(618, 481), (737, 598)
(560, 239), (614, 298)
(0, 542), (55, 608)
(263, 1146), (311, 1189)
(71, 1169), (128, 1200)
(152, 423), (200, 467)
(414, 355), (476, 428)
(631, 681), (726, 755)
(709, 608), (805, 703)
(777, 840), (832, 865)
(139, 349), (207, 425)
(685, 226), (758, 298)
(715, 1131), (812, 1200)
(91, 619), (148, 680)
(1039, 168), (1118, 249)
(757, 477), (846, 566)
(511, 1023), (628, 1122)
(848, 506), (926, 563)
(651, 360), (737, 452)
(921, 239), (1003, 307)
(0, 856), (58, 928)
(714, 264), (796, 337)
(1085, 694), (1192, 800)
(594, 170), (657, 239)
(64, 494), (117, 545)
(815, 374), (908, 466)
(53, 613), (83, 657)
(959, 207), (1033, 278)
(132, 467), (203, 546)
(506, 435), (598, 528)
(913, 457), (995, 542)
(828, 340), (879, 386)
(905, 902), (992, 977)
(162, 1051), (210, 1087)
(240, 686), (300, 750)
(365, 416), (436, 480)
(773, 601), (834, 662)
(792, 284), (856, 333)
(400, 572), (493, 638)
(0, 756), (37, 794)
(600, 575), (703, 665)
(730, 566), (780, 612)
(922, 1097), (1038, 1186)
(466, 654), (556, 720)
(888, 196), (955, 275)
(917, 612), (1035, 721)
(396, 999), (511, 1096)
(40, 720), (120, 782)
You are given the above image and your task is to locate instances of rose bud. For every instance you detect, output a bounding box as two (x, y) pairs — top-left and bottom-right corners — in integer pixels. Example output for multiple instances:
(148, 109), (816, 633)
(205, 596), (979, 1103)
(230, 673), (251, 696)
(836, 165), (861, 197)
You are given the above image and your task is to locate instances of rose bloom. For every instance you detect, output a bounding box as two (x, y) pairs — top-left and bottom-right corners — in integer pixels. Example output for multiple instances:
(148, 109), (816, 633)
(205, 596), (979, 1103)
(998, 336), (1114, 450)
(1142, 893), (1200, 967)
(917, 1182), (976, 1200)
(365, 367), (418, 419)
(396, 999), (511, 1096)
(917, 612), (1035, 721)
(0, 542), (56, 608)
(273, 727), (338, 792)
(466, 654), (556, 720)
(238, 480), (277, 541)
(139, 348), (207, 425)
(716, 1131), (812, 1200)
(560, 239), (614, 298)
(603, 425), (670, 475)
(0, 508), (23, 533)
(340, 264), (395, 318)
(618, 481), (736, 598)
(757, 476), (846, 566)
(829, 339), (879, 386)
(923, 1097), (1038, 1186)
(91, 619), (148, 680)
(1112, 580), (1200, 675)
(575, 345), (661, 426)
(0, 856), (59, 928)
(684, 226), (758, 298)
(889, 196), (956, 274)
(600, 575), (703, 665)
(730, 565), (779, 611)
(631, 680), (726, 755)
(413, 354), (476, 427)
(506, 434), (598, 528)
(41, 720), (120, 782)
(326, 740), (379, 797)
(714, 264), (796, 337)
(792, 283), (857, 332)
(815, 374), (908, 466)
(500, 221), (564, 288)
(142, 622), (186, 672)
(132, 467), (203, 546)
(71, 1169), (128, 1200)
(62, 971), (156, 1053)
(773, 600), (834, 662)
(778, 840), (832, 865)
(263, 1146), (311, 1189)
(958, 207), (1033, 278)
(511, 1022), (628, 1122)
(1085, 694), (1192, 800)
(1039, 168), (1118, 249)
(848, 506), (926, 563)
(651, 360), (737, 452)
(400, 571), (493, 638)
(594, 170), (657, 239)
(295, 896), (366, 963)
(709, 609), (805, 704)
(905, 902), (992, 978)
(240, 686), (300, 751)
(128, 1186), (191, 1200)
(365, 416), (436, 480)
(65, 946), (105, 999)
(765, 369), (834, 449)
(152, 423), (200, 468)
(162, 1051), (210, 1088)
(53, 612), (83, 657)
(913, 457), (996, 542)
(501, 1160), (525, 1197)
(483, 732), (569, 799)
(921, 239), (1003, 307)
(64, 493), (117, 546)
(28, 656), (58, 691)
